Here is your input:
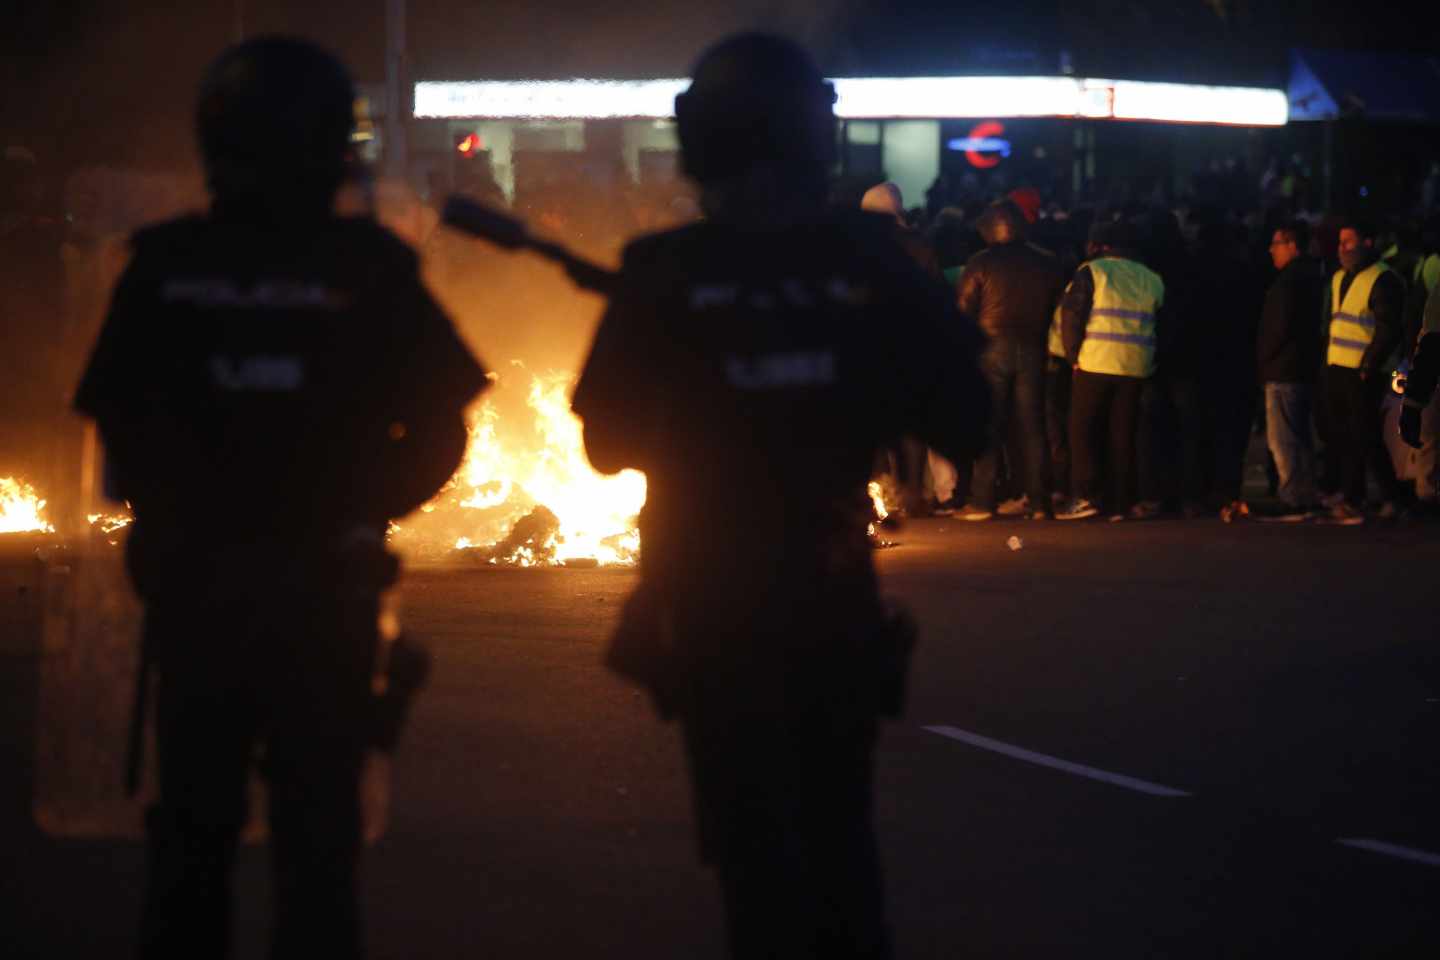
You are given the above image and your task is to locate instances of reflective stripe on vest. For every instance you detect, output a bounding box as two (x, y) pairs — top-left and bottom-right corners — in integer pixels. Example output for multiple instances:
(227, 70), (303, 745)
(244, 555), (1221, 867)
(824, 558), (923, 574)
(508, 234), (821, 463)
(1077, 257), (1164, 377)
(1326, 261), (1390, 369)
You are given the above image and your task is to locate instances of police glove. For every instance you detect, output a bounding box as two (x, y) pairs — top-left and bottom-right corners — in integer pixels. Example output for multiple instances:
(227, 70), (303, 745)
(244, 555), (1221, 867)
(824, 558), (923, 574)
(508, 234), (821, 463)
(1400, 400), (1425, 449)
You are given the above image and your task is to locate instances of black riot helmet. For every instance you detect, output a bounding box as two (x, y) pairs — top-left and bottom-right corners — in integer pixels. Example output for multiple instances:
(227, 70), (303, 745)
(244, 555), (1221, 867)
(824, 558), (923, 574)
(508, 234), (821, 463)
(196, 36), (355, 206)
(674, 33), (837, 186)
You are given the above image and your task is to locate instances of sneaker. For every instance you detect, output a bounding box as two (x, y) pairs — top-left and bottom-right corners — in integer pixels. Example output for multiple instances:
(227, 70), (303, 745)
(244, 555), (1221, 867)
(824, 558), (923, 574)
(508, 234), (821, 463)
(1254, 503), (1311, 523)
(1375, 500), (1409, 521)
(996, 495), (1029, 517)
(958, 504), (994, 521)
(1129, 500), (1161, 520)
(1317, 502), (1365, 526)
(1054, 498), (1100, 520)
(1219, 500), (1251, 524)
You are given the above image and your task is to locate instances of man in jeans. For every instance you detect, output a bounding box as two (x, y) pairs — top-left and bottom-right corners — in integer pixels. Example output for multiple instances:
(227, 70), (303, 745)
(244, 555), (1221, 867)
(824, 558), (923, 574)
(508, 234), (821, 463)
(955, 199), (1065, 519)
(1256, 220), (1323, 519)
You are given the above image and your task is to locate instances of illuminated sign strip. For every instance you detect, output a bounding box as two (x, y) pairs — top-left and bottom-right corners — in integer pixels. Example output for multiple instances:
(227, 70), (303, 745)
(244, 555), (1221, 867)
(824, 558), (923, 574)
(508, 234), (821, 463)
(415, 76), (1288, 126)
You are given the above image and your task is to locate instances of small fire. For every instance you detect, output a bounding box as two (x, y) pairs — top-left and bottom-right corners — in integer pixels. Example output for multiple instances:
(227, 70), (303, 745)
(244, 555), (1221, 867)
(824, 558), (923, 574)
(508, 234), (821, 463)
(868, 481), (889, 522)
(396, 368), (646, 566)
(1, 477), (55, 534)
(87, 513), (133, 535)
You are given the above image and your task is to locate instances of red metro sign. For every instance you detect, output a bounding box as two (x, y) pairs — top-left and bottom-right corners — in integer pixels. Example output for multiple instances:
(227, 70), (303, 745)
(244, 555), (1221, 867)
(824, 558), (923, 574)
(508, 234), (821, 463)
(948, 120), (1012, 169)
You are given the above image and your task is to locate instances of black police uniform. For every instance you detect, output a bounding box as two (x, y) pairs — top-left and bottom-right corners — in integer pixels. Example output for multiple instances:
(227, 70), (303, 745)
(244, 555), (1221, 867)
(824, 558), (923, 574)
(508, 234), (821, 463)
(74, 212), (487, 958)
(573, 210), (988, 959)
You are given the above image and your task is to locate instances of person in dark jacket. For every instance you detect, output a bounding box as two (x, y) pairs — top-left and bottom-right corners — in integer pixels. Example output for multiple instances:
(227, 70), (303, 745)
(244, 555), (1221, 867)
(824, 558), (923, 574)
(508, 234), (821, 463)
(1257, 220), (1324, 517)
(1320, 219), (1407, 523)
(1139, 210), (1209, 517)
(955, 199), (1065, 518)
(1400, 276), (1440, 501)
(73, 38), (488, 958)
(1198, 221), (1265, 523)
(862, 180), (943, 516)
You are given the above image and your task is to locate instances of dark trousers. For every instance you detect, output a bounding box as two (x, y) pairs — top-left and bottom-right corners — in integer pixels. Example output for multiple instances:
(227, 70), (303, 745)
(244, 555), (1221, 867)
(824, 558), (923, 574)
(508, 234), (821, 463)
(1069, 369), (1145, 513)
(971, 337), (1049, 509)
(677, 612), (890, 960)
(1208, 379), (1259, 505)
(1045, 358), (1071, 498)
(895, 435), (931, 515)
(1323, 365), (1403, 507)
(138, 587), (375, 960)
(1139, 375), (1209, 507)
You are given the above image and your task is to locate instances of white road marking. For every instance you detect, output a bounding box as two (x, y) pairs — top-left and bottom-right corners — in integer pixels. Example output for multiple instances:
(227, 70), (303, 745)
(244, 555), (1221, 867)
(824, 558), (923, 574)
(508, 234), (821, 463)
(923, 725), (1193, 797)
(1336, 838), (1440, 867)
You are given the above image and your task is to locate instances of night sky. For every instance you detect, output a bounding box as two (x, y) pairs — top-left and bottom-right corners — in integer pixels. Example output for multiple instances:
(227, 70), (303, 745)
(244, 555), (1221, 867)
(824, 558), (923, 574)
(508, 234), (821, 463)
(0, 1), (1433, 168)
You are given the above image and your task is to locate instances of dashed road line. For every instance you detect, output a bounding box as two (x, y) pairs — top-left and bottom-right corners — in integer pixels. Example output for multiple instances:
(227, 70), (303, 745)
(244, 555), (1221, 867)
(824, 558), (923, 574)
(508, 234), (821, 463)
(922, 725), (1193, 798)
(1336, 838), (1440, 867)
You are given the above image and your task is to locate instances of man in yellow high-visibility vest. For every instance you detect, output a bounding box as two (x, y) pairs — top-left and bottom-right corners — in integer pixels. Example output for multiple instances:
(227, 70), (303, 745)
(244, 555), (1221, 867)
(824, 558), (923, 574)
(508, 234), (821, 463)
(1320, 219), (1406, 524)
(1055, 220), (1165, 521)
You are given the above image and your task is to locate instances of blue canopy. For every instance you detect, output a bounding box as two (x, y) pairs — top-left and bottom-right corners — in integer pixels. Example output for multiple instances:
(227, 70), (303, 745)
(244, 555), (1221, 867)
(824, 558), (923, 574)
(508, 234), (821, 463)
(1290, 48), (1440, 123)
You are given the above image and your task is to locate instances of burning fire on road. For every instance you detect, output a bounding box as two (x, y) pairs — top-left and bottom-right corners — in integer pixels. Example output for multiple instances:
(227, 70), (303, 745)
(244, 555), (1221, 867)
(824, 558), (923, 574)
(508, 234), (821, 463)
(1, 477), (55, 534)
(5, 373), (890, 567)
(390, 367), (646, 567)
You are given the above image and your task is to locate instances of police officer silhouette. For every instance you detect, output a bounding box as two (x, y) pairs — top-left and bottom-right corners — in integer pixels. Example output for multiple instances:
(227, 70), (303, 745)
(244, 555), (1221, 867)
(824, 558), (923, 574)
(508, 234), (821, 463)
(573, 32), (990, 960)
(73, 37), (487, 959)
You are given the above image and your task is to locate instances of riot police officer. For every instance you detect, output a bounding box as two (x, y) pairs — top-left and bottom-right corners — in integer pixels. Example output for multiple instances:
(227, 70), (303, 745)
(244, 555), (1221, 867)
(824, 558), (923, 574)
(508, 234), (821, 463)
(573, 33), (989, 959)
(73, 37), (487, 958)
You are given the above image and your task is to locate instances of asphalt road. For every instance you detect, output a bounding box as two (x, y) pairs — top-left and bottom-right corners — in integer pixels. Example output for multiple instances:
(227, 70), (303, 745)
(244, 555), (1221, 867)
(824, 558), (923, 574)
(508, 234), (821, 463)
(3, 516), (1439, 958)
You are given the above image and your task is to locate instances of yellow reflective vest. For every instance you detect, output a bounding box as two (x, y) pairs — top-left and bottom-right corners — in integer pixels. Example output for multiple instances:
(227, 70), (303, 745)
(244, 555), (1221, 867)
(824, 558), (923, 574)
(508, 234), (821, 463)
(1048, 300), (1066, 359)
(1077, 257), (1164, 377)
(1417, 252), (1440, 298)
(1326, 261), (1391, 369)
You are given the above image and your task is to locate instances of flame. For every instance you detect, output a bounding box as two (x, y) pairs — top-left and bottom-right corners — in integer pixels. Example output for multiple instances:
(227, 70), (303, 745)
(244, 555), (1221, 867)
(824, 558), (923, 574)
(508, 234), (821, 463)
(867, 481), (889, 521)
(87, 512), (133, 535)
(396, 369), (646, 566)
(1, 477), (55, 534)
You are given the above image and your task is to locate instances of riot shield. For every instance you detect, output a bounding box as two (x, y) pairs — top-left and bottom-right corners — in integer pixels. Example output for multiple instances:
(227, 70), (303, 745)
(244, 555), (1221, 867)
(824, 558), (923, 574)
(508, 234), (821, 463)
(29, 531), (270, 841)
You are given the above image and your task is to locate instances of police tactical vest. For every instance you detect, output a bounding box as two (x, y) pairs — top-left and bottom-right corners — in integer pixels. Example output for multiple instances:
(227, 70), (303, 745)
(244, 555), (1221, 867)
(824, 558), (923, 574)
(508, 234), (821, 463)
(1327, 261), (1391, 369)
(1077, 257), (1164, 377)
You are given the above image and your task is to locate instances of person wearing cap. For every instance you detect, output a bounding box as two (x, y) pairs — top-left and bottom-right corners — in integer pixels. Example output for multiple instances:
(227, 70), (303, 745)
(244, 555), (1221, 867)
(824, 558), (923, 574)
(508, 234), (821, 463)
(1006, 186), (1042, 226)
(1055, 220), (1166, 521)
(1319, 219), (1406, 523)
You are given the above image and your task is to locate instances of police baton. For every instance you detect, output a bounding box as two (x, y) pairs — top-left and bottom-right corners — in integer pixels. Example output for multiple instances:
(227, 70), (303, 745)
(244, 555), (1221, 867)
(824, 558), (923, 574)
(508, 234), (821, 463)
(441, 195), (619, 296)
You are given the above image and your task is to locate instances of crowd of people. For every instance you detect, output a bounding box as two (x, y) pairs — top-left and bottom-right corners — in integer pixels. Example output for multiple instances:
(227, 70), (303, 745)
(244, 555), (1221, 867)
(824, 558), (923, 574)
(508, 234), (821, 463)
(866, 179), (1440, 525)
